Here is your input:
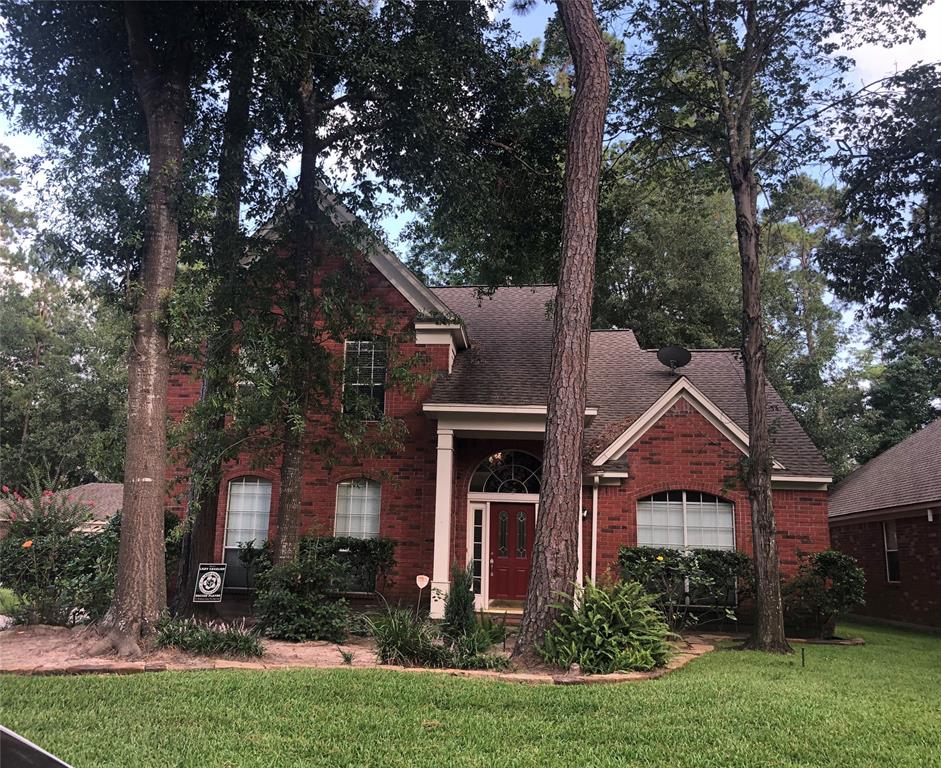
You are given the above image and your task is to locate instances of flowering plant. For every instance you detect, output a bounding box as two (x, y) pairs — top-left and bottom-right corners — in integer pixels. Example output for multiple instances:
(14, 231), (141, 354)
(0, 478), (109, 625)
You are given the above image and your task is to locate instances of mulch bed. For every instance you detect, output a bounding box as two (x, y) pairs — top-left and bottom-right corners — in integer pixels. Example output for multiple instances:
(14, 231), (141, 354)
(0, 624), (714, 685)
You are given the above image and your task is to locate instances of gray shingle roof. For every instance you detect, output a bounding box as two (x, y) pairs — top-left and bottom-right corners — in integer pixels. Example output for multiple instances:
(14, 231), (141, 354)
(829, 417), (941, 518)
(429, 285), (830, 478)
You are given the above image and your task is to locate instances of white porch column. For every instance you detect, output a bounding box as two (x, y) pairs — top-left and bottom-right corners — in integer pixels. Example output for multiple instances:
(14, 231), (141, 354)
(430, 427), (454, 618)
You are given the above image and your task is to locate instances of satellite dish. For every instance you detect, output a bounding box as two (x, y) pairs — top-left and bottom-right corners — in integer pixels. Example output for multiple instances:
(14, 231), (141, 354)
(657, 345), (692, 372)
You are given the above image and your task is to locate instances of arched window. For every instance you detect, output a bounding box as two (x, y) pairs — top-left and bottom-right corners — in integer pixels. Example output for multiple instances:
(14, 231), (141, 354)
(224, 476), (272, 589)
(636, 490), (734, 551)
(469, 451), (542, 494)
(335, 478), (381, 539)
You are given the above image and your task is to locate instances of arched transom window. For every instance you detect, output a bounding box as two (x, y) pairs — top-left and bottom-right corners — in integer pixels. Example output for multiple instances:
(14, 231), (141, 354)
(470, 451), (542, 494)
(637, 490), (734, 551)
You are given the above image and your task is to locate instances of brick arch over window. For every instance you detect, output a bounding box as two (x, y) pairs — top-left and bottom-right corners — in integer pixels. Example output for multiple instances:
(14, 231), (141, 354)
(469, 450), (542, 494)
(636, 489), (735, 551)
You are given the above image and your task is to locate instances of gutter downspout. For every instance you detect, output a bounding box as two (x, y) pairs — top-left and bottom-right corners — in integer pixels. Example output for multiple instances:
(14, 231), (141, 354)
(591, 475), (600, 582)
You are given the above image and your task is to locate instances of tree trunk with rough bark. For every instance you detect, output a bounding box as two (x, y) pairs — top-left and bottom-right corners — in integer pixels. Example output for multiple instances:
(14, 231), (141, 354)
(730, 159), (791, 654)
(513, 0), (609, 660)
(101, 3), (193, 656)
(173, 23), (257, 616)
(272, 78), (321, 565)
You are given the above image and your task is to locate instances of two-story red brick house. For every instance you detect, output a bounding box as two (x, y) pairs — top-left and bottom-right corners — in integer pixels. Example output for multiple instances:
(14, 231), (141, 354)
(167, 207), (833, 618)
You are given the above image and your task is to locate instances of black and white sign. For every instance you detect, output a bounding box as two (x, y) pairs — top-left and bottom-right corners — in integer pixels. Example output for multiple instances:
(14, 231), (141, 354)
(193, 563), (227, 603)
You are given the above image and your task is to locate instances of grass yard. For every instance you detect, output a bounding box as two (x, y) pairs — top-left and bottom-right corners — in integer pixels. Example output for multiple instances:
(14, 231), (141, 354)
(1, 622), (939, 768)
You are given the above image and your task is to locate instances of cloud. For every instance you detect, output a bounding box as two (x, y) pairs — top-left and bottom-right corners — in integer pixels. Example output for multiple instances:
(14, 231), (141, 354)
(847, 3), (941, 84)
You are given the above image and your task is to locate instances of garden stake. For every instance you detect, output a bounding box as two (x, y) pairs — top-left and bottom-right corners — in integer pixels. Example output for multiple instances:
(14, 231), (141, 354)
(801, 647), (805, 667)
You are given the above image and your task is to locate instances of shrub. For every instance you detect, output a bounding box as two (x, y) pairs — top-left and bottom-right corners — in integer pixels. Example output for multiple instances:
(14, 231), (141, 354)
(540, 580), (674, 674)
(0, 483), (115, 624)
(441, 563), (476, 640)
(252, 551), (350, 642)
(475, 609), (508, 646)
(618, 546), (752, 630)
(366, 604), (509, 670)
(155, 617), (263, 657)
(239, 535), (396, 594)
(366, 607), (450, 667)
(0, 477), (182, 627)
(308, 536), (396, 593)
(783, 550), (865, 638)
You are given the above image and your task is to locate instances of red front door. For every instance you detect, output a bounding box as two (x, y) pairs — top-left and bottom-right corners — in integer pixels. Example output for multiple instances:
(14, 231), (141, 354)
(489, 502), (535, 600)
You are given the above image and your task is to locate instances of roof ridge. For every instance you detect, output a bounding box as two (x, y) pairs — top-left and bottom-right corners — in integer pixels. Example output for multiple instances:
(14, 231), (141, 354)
(428, 283), (557, 290)
(642, 347), (739, 352)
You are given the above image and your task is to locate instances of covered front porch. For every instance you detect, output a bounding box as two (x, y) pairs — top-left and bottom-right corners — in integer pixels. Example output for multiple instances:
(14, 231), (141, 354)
(423, 403), (599, 618)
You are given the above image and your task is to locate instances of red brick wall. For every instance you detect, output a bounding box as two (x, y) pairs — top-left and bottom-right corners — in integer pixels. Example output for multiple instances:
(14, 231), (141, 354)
(444, 399), (829, 588)
(165, 259), (451, 601)
(589, 398), (829, 579)
(830, 513), (940, 628)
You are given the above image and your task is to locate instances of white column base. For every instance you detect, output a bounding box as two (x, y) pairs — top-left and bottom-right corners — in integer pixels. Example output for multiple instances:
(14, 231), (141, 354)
(430, 580), (450, 619)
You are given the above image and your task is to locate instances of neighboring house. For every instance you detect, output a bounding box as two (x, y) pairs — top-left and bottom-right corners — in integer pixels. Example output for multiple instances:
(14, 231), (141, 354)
(0, 482), (122, 537)
(829, 418), (941, 629)
(166, 201), (832, 617)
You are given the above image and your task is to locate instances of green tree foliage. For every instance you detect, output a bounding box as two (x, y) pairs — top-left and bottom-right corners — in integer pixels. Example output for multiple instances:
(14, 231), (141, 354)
(0, 148), (128, 488)
(821, 64), (941, 459)
(0, 261), (128, 489)
(822, 64), (940, 323)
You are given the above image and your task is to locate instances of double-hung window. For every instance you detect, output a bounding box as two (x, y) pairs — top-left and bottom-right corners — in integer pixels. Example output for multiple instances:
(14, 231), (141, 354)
(343, 339), (387, 419)
(335, 478), (381, 539)
(224, 477), (272, 589)
(636, 490), (735, 551)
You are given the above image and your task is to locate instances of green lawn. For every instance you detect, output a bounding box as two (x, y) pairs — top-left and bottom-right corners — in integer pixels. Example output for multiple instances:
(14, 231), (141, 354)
(1, 623), (939, 768)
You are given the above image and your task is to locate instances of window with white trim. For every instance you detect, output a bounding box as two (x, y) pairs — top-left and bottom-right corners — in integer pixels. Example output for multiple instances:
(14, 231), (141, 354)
(636, 490), (735, 551)
(343, 339), (387, 419)
(224, 477), (272, 589)
(883, 520), (900, 582)
(335, 478), (381, 539)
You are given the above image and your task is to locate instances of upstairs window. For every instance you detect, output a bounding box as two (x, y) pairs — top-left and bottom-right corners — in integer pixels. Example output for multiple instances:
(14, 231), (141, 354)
(883, 520), (900, 583)
(343, 339), (387, 419)
(637, 490), (735, 551)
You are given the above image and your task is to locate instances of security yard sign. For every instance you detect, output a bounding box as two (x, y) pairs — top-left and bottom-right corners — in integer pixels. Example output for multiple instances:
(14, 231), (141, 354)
(193, 563), (227, 603)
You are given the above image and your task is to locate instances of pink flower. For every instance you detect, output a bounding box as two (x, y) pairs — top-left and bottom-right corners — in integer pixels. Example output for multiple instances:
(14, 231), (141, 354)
(1, 485), (8, 494)
(87, 501), (95, 508)
(42, 490), (53, 497)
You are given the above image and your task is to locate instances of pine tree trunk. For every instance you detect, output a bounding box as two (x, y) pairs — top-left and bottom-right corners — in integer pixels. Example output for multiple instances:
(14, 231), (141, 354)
(513, 0), (609, 660)
(103, 4), (192, 656)
(730, 160), (792, 654)
(173, 22), (256, 615)
(272, 78), (321, 565)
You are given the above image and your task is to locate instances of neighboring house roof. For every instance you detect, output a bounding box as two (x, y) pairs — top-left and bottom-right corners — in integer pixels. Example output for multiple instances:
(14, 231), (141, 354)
(829, 417), (941, 519)
(0, 482), (122, 532)
(428, 285), (830, 479)
(62, 483), (124, 529)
